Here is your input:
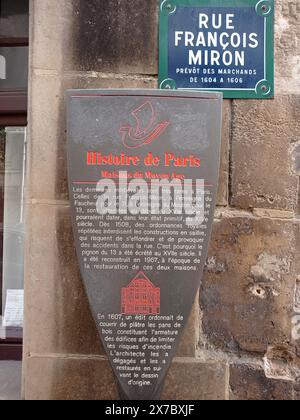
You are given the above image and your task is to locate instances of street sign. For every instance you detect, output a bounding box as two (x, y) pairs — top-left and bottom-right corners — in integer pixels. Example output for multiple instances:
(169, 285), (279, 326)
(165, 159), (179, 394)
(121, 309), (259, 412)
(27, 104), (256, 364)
(67, 89), (222, 400)
(159, 0), (274, 99)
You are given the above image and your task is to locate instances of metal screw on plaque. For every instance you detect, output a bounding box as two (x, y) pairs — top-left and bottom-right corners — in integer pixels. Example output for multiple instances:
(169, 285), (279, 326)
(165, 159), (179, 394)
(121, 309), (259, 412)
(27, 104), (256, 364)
(261, 5), (267, 12)
(166, 3), (172, 10)
(261, 85), (267, 92)
(165, 84), (172, 89)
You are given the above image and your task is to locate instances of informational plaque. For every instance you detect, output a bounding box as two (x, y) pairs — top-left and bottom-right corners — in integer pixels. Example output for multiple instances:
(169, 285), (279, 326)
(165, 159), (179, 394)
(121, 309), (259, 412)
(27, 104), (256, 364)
(159, 0), (274, 99)
(67, 90), (222, 400)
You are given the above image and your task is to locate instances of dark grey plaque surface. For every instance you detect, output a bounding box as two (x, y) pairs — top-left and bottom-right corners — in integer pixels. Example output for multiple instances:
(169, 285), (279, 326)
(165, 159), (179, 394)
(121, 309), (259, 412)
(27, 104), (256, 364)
(67, 89), (222, 400)
(0, 47), (28, 90)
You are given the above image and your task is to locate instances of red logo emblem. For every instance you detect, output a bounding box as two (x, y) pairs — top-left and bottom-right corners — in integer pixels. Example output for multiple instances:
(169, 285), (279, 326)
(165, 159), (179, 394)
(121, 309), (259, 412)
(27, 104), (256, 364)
(120, 101), (170, 149)
(121, 271), (161, 315)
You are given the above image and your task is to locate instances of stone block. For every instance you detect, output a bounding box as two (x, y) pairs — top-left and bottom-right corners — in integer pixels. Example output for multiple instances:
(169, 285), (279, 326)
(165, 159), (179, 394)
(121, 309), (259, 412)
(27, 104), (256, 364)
(231, 96), (300, 211)
(263, 344), (300, 382)
(24, 203), (103, 356)
(294, 383), (300, 400)
(28, 73), (156, 201)
(31, 0), (158, 75)
(217, 100), (230, 206)
(253, 209), (294, 219)
(24, 204), (199, 357)
(72, 0), (158, 74)
(23, 356), (118, 400)
(0, 362), (22, 401)
(162, 360), (228, 400)
(30, 0), (74, 71)
(28, 73), (68, 201)
(63, 72), (157, 90)
(200, 216), (300, 354)
(177, 297), (199, 358)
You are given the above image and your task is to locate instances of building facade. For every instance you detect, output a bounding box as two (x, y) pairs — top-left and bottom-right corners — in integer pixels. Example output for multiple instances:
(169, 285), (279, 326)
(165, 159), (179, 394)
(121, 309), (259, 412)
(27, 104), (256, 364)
(0, 0), (300, 400)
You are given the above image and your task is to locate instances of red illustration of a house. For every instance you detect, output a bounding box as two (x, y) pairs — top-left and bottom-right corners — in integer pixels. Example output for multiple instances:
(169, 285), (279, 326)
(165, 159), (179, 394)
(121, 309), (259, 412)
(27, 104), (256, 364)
(121, 271), (160, 315)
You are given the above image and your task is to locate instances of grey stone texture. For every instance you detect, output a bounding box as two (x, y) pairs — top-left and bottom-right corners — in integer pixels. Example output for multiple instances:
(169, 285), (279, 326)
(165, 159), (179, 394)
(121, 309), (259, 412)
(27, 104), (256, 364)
(72, 0), (158, 75)
(162, 360), (228, 400)
(23, 0), (300, 400)
(230, 364), (294, 401)
(30, 0), (158, 75)
(24, 357), (227, 400)
(217, 100), (230, 206)
(25, 204), (103, 356)
(24, 357), (118, 400)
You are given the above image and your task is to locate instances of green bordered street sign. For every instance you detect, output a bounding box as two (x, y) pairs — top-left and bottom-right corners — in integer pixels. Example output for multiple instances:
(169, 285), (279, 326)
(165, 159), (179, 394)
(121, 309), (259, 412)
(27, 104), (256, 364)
(159, 0), (274, 99)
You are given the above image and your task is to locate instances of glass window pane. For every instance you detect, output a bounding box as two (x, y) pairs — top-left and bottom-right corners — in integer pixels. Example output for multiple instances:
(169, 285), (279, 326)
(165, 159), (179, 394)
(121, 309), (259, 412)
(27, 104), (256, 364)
(0, 46), (28, 90)
(0, 127), (26, 341)
(0, 0), (29, 39)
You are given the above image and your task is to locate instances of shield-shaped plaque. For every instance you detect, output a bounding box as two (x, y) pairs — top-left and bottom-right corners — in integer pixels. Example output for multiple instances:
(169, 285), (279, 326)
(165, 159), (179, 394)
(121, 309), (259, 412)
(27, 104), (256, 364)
(67, 89), (222, 400)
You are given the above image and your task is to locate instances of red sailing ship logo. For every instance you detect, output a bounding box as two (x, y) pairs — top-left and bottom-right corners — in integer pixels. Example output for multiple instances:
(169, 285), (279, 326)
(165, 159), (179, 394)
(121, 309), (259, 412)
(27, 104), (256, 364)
(120, 101), (170, 149)
(121, 271), (161, 315)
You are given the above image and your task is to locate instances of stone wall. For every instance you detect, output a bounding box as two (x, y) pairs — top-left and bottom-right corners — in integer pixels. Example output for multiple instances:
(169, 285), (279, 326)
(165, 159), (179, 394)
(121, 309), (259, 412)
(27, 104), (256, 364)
(23, 0), (300, 400)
